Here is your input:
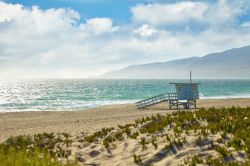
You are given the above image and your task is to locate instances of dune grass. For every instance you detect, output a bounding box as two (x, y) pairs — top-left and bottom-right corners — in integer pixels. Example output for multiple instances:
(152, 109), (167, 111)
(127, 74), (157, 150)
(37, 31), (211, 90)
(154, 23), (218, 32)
(0, 147), (62, 166)
(0, 133), (77, 166)
(83, 106), (250, 165)
(1, 107), (250, 165)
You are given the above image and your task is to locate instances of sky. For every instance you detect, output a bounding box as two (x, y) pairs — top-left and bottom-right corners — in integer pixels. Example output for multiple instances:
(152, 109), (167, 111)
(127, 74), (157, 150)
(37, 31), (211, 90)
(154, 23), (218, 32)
(0, 0), (250, 78)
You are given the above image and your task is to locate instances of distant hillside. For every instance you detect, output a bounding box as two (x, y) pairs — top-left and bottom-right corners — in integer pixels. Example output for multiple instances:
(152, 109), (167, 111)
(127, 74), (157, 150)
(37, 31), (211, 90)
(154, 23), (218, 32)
(100, 45), (250, 79)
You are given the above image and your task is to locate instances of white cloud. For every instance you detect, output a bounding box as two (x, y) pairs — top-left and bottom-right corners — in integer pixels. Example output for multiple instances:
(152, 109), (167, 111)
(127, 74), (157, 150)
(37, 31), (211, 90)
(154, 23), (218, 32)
(0, 1), (250, 78)
(80, 17), (119, 35)
(131, 0), (250, 28)
(0, 1), (120, 78)
(204, 0), (248, 27)
(131, 2), (208, 26)
(0, 2), (80, 32)
(0, 2), (23, 22)
(39, 51), (57, 64)
(241, 22), (250, 28)
(134, 24), (157, 37)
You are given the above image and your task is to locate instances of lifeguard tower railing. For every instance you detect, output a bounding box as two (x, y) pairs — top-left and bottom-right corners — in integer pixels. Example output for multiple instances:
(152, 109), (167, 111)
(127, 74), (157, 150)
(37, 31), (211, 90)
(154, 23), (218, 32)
(136, 93), (178, 109)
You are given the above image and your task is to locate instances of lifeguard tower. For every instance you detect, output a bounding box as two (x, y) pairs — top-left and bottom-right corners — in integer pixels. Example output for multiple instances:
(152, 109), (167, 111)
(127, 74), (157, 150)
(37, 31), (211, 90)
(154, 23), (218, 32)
(136, 71), (200, 110)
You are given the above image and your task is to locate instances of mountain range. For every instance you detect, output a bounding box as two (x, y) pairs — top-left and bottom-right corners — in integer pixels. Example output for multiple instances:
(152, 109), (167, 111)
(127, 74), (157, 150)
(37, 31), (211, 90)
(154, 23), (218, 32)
(100, 45), (250, 79)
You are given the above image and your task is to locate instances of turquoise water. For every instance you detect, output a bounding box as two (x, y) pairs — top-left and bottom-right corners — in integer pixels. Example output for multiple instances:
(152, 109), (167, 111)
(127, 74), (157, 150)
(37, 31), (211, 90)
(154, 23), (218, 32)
(0, 79), (250, 112)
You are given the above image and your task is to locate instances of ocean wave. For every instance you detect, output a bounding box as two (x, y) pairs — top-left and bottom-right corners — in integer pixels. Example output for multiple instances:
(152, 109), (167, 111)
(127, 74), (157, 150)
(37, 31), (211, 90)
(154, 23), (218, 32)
(80, 100), (137, 108)
(199, 93), (250, 99)
(0, 100), (138, 112)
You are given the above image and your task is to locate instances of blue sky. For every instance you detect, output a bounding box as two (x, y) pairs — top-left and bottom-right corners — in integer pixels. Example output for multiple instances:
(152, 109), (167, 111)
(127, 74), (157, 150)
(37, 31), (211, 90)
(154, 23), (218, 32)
(1, 0), (250, 78)
(4, 0), (147, 23)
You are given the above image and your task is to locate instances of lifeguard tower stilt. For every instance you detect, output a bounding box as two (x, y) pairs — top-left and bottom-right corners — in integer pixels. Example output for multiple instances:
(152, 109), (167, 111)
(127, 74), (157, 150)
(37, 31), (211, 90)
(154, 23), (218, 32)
(136, 71), (200, 110)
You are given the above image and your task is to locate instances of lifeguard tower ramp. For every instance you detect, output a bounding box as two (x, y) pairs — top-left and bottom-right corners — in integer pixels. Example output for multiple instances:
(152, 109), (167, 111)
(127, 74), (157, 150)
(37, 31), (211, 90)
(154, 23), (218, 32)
(135, 93), (178, 109)
(136, 71), (200, 110)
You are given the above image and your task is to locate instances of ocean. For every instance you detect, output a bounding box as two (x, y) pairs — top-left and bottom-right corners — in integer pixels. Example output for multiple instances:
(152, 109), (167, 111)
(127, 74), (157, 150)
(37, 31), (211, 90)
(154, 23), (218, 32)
(0, 79), (250, 112)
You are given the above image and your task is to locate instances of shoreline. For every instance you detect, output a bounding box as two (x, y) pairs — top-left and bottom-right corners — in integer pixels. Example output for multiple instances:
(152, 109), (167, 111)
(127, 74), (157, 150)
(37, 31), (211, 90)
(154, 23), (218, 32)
(1, 97), (250, 113)
(1, 98), (250, 142)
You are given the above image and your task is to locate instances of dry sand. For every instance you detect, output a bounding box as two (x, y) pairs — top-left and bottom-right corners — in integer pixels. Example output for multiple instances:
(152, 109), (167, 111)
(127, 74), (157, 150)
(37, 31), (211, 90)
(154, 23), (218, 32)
(1, 98), (250, 143)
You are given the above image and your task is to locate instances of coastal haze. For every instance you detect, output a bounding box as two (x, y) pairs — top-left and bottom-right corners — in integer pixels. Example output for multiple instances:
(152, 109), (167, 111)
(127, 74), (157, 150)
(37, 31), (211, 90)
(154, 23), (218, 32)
(100, 45), (250, 79)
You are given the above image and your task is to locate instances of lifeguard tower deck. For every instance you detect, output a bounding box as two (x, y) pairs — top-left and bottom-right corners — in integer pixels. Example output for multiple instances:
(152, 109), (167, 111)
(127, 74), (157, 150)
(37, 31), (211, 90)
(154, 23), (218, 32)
(136, 72), (200, 110)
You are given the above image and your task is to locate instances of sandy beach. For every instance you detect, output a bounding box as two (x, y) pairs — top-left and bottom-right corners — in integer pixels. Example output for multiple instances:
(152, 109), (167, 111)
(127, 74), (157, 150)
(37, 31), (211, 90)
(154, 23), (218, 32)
(1, 98), (250, 165)
(1, 98), (250, 143)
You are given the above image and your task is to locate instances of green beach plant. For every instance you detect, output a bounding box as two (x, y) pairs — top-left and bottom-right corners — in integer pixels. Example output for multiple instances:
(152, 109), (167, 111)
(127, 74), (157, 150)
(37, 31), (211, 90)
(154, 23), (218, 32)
(190, 155), (203, 165)
(140, 137), (149, 151)
(130, 131), (139, 139)
(215, 145), (232, 159)
(151, 136), (158, 150)
(133, 153), (143, 165)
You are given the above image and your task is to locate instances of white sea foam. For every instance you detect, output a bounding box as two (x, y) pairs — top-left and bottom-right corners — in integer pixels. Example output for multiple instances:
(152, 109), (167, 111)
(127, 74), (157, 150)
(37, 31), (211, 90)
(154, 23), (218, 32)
(0, 100), (138, 112)
(78, 100), (137, 109)
(199, 93), (250, 99)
